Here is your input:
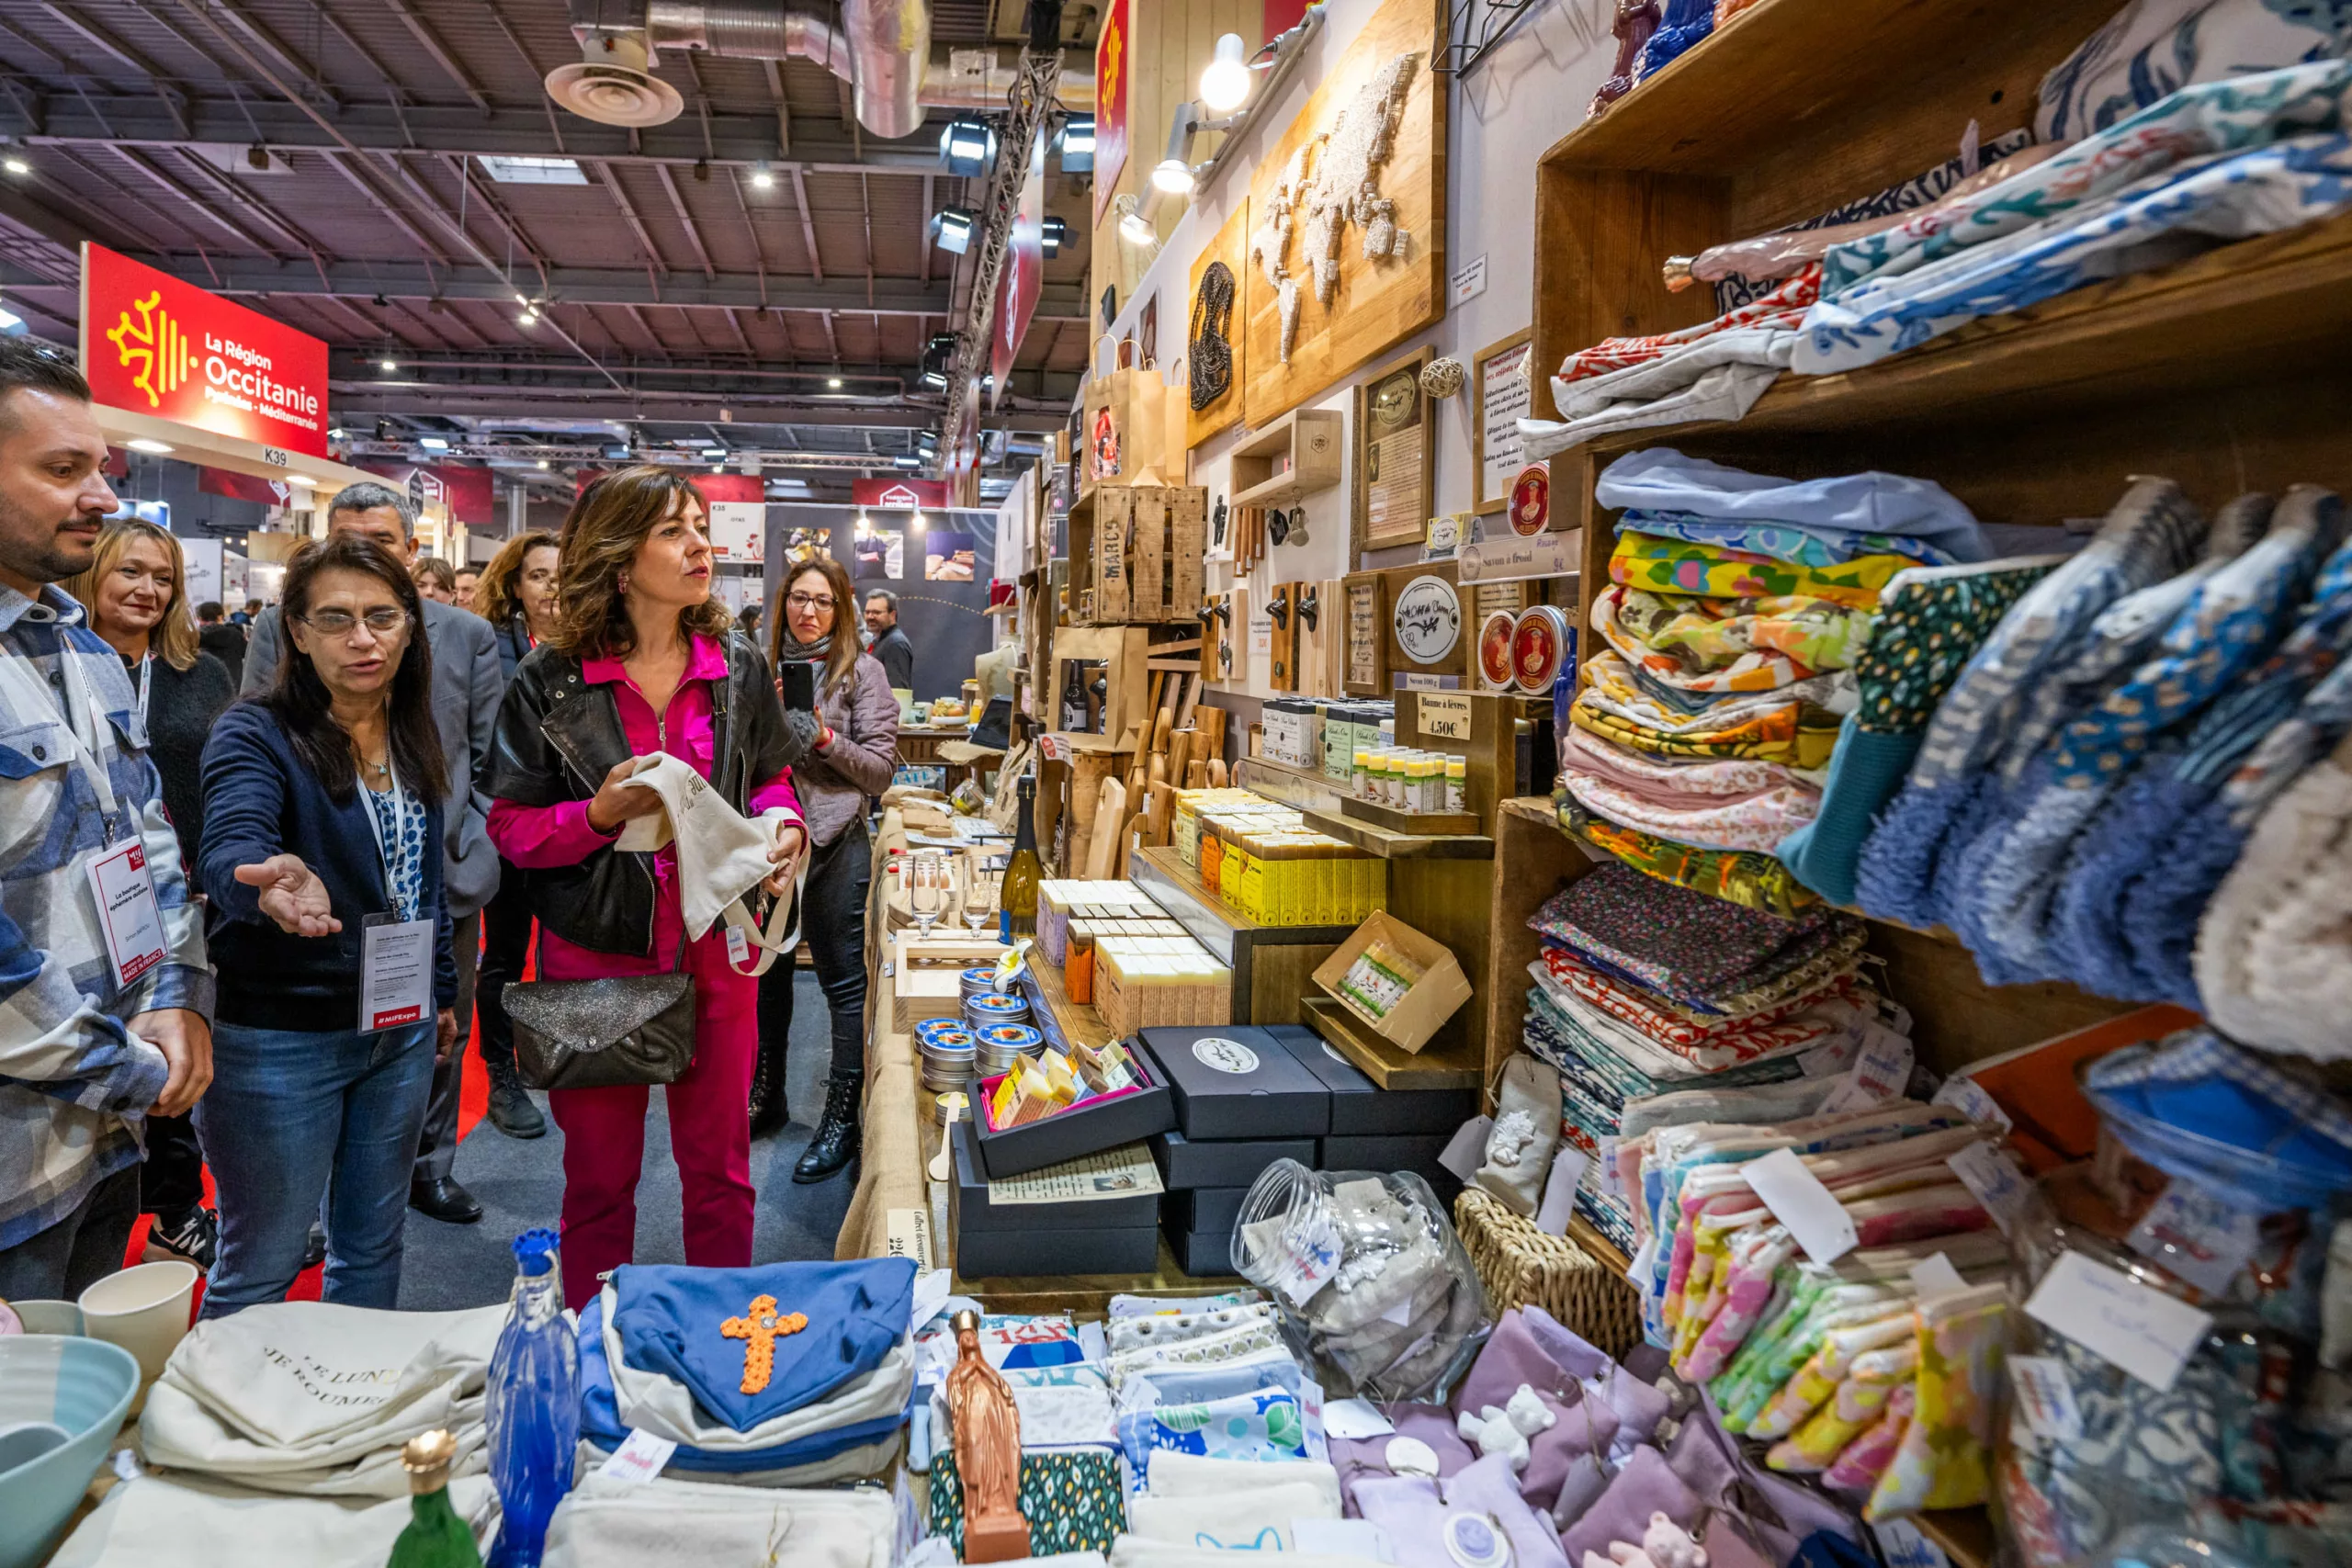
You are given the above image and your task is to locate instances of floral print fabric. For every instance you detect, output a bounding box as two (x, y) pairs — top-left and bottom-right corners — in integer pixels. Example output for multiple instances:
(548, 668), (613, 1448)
(1855, 559), (2065, 733)
(929, 1448), (1125, 1558)
(1599, 585), (1873, 692)
(1574, 651), (1846, 767)
(1531, 864), (1868, 1015)
(1611, 529), (1912, 610)
(1559, 796), (1822, 918)
(1559, 727), (1824, 853)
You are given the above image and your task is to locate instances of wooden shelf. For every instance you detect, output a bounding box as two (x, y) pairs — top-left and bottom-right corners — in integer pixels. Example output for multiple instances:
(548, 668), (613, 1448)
(1334, 795), (1483, 839)
(1230, 408), (1344, 508)
(1018, 955), (1114, 1055)
(1299, 805), (1495, 860)
(1300, 995), (1484, 1091)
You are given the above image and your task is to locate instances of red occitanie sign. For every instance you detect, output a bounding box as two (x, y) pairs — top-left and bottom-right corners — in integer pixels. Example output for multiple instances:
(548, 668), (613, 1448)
(80, 243), (330, 461)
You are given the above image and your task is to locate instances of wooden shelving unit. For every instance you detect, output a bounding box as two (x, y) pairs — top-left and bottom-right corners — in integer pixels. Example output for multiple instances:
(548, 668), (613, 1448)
(1229, 408), (1345, 507)
(1298, 805), (1495, 860)
(1515, 7), (2352, 1561)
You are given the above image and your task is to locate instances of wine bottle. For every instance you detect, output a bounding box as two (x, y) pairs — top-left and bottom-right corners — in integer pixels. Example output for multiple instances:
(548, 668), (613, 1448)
(1001, 775), (1041, 941)
(1059, 660), (1088, 732)
(389, 1430), (481, 1568)
(484, 1230), (579, 1568)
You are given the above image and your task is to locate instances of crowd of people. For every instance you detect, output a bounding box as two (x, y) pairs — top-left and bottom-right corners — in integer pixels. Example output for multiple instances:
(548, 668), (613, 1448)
(0, 340), (902, 1320)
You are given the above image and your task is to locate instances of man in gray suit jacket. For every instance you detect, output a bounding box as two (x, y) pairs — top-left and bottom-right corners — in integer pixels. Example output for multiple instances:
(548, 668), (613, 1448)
(242, 481), (517, 1227)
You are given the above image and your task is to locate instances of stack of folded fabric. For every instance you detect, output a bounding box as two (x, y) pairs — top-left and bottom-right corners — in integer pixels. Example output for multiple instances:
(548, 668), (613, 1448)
(139, 1300), (505, 1497)
(1559, 450), (1998, 918)
(1522, 865), (1899, 1250)
(577, 1258), (916, 1486)
(541, 1471), (898, 1568)
(50, 1472), (502, 1568)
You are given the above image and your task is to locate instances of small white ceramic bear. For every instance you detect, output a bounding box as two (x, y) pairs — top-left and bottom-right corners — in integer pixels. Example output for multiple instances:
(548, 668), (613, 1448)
(1455, 1382), (1558, 1471)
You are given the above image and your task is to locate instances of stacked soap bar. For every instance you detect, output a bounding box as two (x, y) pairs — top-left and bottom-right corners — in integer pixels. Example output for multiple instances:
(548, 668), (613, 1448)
(1066, 916), (1193, 1006)
(1093, 933), (1234, 1035)
(1171, 787), (1261, 867)
(985, 1040), (1144, 1129)
(1036, 880), (1169, 966)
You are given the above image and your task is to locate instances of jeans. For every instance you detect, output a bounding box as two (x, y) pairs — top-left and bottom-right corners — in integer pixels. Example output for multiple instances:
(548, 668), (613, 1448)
(414, 909), (481, 1182)
(756, 819), (873, 1076)
(473, 866), (534, 1079)
(195, 1019), (436, 1318)
(0, 1163), (140, 1302)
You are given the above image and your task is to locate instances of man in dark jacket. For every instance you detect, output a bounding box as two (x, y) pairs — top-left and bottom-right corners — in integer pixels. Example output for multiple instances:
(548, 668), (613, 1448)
(862, 589), (915, 691)
(196, 601), (245, 686)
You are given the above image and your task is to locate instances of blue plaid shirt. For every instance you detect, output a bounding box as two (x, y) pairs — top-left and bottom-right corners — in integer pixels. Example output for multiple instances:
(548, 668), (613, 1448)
(0, 582), (211, 1251)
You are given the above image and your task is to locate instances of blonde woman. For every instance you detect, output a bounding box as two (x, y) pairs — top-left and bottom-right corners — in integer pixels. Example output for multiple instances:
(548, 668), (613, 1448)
(62, 520), (235, 1269)
(476, 528), (560, 682)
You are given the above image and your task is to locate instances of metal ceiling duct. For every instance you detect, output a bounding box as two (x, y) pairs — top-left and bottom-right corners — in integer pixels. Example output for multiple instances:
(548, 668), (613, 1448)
(555, 0), (1090, 141)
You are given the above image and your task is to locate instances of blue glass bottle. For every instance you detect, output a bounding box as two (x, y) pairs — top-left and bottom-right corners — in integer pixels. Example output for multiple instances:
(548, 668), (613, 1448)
(484, 1229), (580, 1568)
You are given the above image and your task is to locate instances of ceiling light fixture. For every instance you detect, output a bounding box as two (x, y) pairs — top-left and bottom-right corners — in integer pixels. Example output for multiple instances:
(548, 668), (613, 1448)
(1200, 33), (1252, 113)
(750, 161), (775, 190)
(537, 458), (549, 469)
(127, 438), (173, 455)
(939, 118), (994, 177)
(910, 510), (926, 532)
(1057, 115), (1094, 174)
(4, 157), (29, 176)
(518, 309), (539, 327)
(1041, 215), (1068, 257)
(827, 376), (842, 389)
(380, 357), (398, 372)
(418, 435), (450, 451)
(931, 206), (977, 255)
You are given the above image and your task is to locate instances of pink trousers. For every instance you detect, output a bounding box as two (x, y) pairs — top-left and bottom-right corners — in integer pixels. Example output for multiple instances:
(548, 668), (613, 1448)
(545, 912), (759, 1313)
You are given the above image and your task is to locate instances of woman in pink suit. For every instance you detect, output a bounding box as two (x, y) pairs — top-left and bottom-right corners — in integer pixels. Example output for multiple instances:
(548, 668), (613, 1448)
(484, 467), (810, 1307)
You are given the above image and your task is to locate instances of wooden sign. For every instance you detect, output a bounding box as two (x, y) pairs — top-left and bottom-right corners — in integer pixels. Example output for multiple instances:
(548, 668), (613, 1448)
(1185, 202), (1250, 449)
(1344, 573), (1384, 694)
(1374, 559), (1468, 685)
(1240, 0), (1446, 427)
(1419, 692), (1473, 740)
(1473, 331), (1532, 514)
(1357, 346), (1433, 552)
(1392, 572), (1462, 665)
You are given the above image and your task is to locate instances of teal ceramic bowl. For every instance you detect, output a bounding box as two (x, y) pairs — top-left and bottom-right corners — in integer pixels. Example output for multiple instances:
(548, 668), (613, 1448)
(0, 1335), (140, 1568)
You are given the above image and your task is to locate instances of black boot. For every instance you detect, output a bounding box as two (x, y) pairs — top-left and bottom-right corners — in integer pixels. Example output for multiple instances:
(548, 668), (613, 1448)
(793, 1070), (862, 1184)
(485, 1058), (547, 1139)
(749, 1031), (790, 1139)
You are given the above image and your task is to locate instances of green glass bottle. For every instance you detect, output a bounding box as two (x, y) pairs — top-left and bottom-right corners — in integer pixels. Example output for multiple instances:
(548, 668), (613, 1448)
(389, 1429), (481, 1568)
(1001, 776), (1041, 941)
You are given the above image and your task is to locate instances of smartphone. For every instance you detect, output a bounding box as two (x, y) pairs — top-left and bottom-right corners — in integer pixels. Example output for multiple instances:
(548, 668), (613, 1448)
(778, 660), (819, 714)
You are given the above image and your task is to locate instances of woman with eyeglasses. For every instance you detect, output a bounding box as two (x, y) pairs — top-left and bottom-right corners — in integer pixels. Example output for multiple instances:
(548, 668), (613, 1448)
(756, 553), (898, 1179)
(195, 536), (458, 1316)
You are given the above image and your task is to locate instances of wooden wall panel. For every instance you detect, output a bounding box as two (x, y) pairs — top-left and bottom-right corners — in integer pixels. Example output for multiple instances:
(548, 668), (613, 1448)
(1186, 201), (1252, 448)
(1239, 0), (1447, 427)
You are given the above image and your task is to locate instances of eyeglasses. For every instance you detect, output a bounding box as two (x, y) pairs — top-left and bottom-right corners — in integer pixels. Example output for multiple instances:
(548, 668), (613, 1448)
(298, 608), (410, 637)
(786, 592), (836, 612)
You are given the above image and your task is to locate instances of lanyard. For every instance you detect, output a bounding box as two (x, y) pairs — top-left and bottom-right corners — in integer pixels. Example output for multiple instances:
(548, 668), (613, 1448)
(130, 653), (151, 733)
(361, 771), (417, 923)
(59, 650), (129, 844)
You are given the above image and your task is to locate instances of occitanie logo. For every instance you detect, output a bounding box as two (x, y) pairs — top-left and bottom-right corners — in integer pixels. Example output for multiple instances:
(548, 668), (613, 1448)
(106, 289), (198, 409)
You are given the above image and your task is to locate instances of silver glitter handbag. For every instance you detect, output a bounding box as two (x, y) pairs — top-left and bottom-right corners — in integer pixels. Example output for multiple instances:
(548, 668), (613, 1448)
(507, 931), (696, 1091)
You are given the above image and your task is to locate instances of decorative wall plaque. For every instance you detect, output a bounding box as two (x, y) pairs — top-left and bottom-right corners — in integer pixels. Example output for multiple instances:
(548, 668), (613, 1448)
(1392, 573), (1462, 665)
(1356, 347), (1433, 552)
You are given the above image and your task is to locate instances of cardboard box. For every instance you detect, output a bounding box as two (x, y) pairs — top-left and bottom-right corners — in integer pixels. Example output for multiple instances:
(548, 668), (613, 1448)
(1266, 1024), (1478, 1135)
(1309, 912), (1475, 1056)
(1135, 1027), (1331, 1141)
(972, 1051), (1177, 1181)
(1149, 1128), (1318, 1190)
(949, 1119), (1161, 1240)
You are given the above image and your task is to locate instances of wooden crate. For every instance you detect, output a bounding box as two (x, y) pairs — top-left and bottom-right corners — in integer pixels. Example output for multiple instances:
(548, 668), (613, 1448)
(1071, 484), (1208, 625)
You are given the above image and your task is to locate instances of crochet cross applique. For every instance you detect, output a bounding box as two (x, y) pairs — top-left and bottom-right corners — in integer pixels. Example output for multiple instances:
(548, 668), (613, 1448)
(720, 1293), (808, 1394)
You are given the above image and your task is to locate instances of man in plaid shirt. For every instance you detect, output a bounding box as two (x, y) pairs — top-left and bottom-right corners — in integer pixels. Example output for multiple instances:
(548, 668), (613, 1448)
(0, 343), (213, 1300)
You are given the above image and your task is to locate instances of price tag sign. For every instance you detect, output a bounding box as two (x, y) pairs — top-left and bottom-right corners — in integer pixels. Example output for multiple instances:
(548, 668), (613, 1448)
(1743, 1147), (1859, 1264)
(1932, 1074), (2014, 1132)
(1535, 1146), (1590, 1236)
(1947, 1142), (2032, 1234)
(1438, 1115), (1494, 1184)
(2007, 1354), (2085, 1441)
(1820, 1029), (1913, 1113)
(1419, 692), (1474, 741)
(598, 1428), (678, 1484)
(2126, 1184), (2261, 1295)
(2024, 1249), (2214, 1393)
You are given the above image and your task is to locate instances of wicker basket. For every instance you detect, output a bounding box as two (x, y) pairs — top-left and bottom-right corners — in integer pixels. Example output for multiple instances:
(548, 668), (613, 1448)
(1453, 1187), (1645, 1358)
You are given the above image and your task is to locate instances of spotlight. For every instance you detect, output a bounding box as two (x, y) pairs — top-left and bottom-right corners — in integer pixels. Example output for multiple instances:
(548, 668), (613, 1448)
(910, 510), (926, 532)
(931, 206), (976, 255)
(920, 367), (947, 389)
(827, 375), (842, 389)
(514, 292), (530, 305)
(939, 118), (993, 177)
(245, 143), (270, 171)
(286, 475), (317, 489)
(692, 158), (710, 183)
(6, 156), (31, 175)
(700, 446), (726, 459)
(128, 438), (173, 455)
(517, 309), (539, 327)
(1041, 214), (1069, 257)
(1057, 115), (1094, 174)
(418, 435), (450, 451)
(893, 453), (921, 468)
(537, 458), (549, 469)
(1151, 158), (1194, 196)
(380, 357), (398, 372)
(750, 161), (775, 190)
(1200, 33), (1251, 113)
(854, 513), (870, 536)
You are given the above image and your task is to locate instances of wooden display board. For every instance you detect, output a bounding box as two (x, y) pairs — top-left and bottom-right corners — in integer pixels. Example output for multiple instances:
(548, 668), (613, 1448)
(1375, 558), (1468, 687)
(1342, 571), (1385, 694)
(1355, 346), (1434, 551)
(1186, 202), (1251, 448)
(1240, 0), (1447, 427)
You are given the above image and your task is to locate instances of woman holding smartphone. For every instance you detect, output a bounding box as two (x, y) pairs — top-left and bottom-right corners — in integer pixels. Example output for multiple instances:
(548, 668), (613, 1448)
(756, 554), (898, 1180)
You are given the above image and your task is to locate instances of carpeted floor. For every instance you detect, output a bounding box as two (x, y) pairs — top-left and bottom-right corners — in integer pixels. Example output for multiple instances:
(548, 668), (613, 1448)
(395, 968), (856, 1312)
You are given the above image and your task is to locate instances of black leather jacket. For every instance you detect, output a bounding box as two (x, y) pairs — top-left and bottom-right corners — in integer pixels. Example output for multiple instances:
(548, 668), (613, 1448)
(484, 629), (805, 956)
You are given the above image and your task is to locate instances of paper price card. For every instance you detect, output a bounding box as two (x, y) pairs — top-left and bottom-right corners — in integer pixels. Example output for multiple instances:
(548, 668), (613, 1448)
(1946, 1141), (2031, 1234)
(1418, 692), (1473, 741)
(1743, 1146), (1859, 1264)
(1535, 1146), (1590, 1236)
(2007, 1354), (2085, 1441)
(598, 1428), (678, 1484)
(1930, 1073), (2013, 1132)
(1438, 1115), (1494, 1184)
(2024, 1249), (2214, 1393)
(2125, 1183), (2261, 1296)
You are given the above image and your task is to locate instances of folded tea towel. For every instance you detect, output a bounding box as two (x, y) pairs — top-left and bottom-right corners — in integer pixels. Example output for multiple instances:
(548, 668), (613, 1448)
(48, 1472), (497, 1568)
(1125, 1482), (1338, 1551)
(1593, 449), (1991, 560)
(139, 1302), (503, 1497)
(1108, 1539), (1390, 1568)
(541, 1472), (896, 1568)
(1145, 1451), (1345, 1517)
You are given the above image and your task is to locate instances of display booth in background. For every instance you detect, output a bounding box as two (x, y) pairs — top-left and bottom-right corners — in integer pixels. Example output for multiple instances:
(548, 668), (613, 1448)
(764, 501), (1000, 704)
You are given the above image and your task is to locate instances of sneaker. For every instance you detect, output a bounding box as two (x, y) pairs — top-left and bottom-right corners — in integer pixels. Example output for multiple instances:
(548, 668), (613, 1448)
(301, 1221), (327, 1271)
(486, 1079), (548, 1139)
(146, 1205), (218, 1272)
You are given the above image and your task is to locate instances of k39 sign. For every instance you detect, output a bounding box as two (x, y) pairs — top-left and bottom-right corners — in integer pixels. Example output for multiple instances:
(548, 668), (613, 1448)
(80, 243), (331, 460)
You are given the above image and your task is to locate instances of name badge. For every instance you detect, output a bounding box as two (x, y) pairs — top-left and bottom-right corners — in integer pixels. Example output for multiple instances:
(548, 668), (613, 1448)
(85, 840), (168, 989)
(360, 914), (435, 1033)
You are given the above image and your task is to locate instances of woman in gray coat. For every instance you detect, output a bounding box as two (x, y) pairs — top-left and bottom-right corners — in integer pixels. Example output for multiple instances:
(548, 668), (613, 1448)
(756, 554), (899, 1179)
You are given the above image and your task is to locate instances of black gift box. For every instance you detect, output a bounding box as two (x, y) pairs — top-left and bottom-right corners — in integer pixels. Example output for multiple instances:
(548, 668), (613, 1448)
(1150, 1128), (1317, 1190)
(949, 1117), (1161, 1274)
(1136, 1026), (1330, 1140)
(1165, 1223), (1239, 1278)
(1319, 1133), (1462, 1197)
(1166, 1186), (1250, 1235)
(973, 1049), (1177, 1181)
(1267, 1023), (1479, 1135)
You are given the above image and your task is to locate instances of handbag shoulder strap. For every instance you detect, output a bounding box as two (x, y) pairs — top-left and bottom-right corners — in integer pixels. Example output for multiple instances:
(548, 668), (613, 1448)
(529, 914), (695, 976)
